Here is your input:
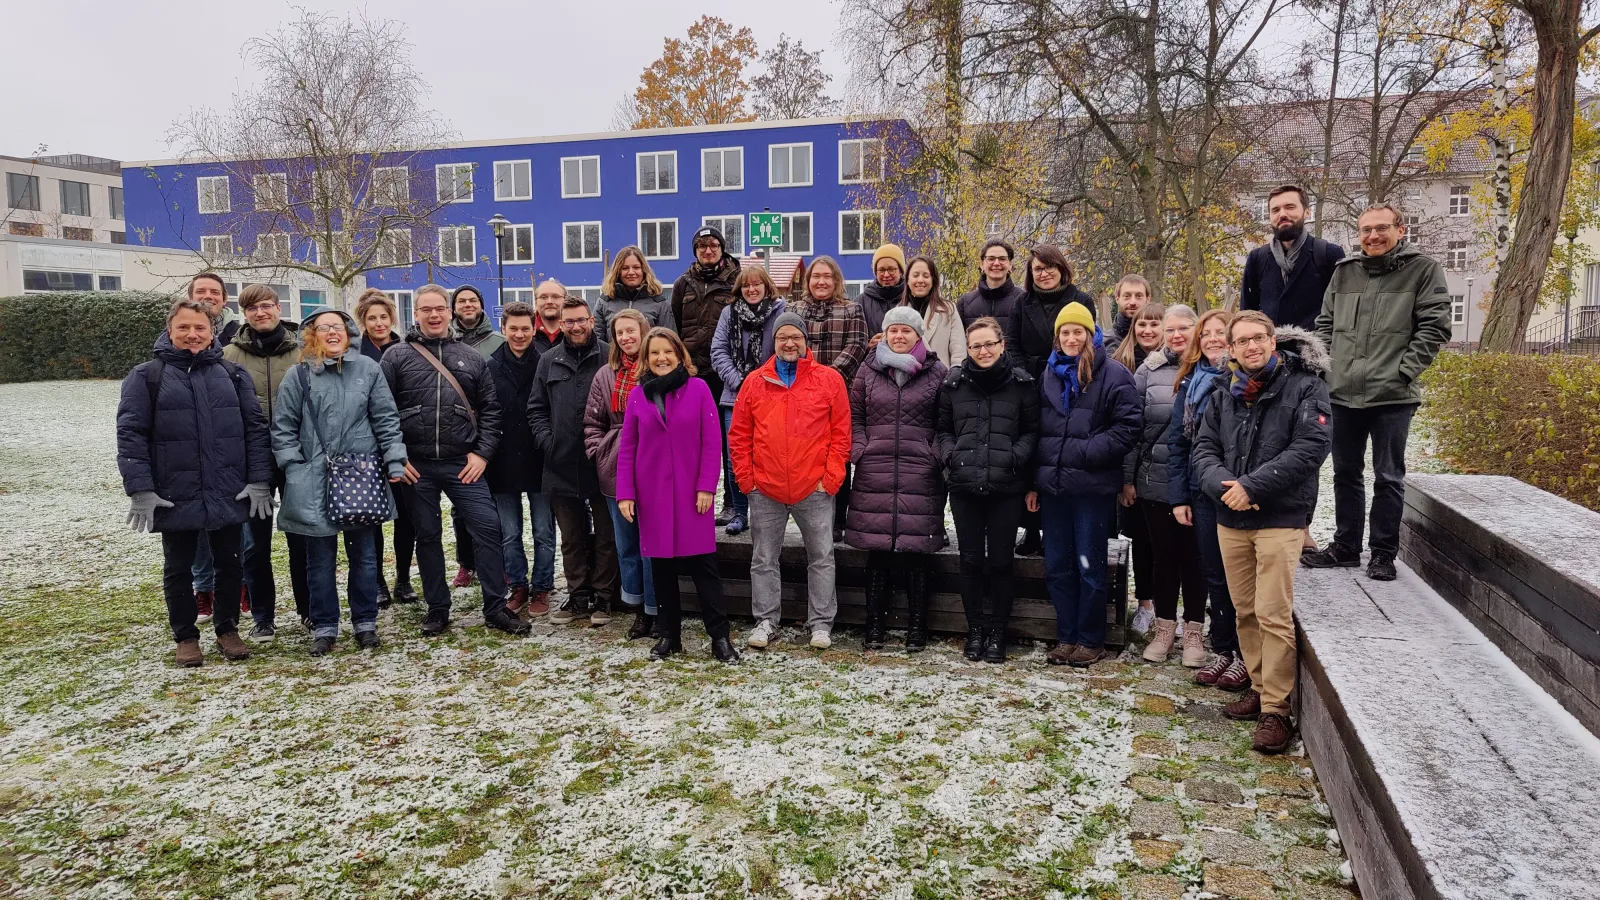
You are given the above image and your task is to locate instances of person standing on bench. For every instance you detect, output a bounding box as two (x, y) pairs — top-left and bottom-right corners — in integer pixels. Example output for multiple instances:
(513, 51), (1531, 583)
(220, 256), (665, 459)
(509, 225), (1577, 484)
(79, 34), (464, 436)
(1192, 311), (1332, 754)
(847, 306), (950, 654)
(1305, 202), (1453, 582)
(1029, 302), (1142, 669)
(729, 313), (852, 651)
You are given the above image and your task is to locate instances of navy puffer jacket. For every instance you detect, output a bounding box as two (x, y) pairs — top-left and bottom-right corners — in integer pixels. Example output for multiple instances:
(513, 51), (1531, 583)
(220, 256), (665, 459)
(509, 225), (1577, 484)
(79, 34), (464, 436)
(116, 333), (272, 532)
(1124, 349), (1181, 504)
(1033, 350), (1142, 497)
(845, 350), (949, 553)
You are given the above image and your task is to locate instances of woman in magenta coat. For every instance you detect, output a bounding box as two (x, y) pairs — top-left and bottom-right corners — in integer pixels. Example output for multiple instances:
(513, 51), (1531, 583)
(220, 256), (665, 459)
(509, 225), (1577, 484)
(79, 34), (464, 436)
(617, 327), (738, 664)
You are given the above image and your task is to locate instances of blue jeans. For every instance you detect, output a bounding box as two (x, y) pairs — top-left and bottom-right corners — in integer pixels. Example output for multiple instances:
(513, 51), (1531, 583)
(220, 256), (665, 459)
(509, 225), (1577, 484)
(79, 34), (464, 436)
(1191, 496), (1238, 654)
(1040, 492), (1117, 649)
(606, 497), (657, 614)
(494, 490), (556, 592)
(719, 405), (747, 518)
(304, 527), (380, 639)
(191, 530), (216, 592)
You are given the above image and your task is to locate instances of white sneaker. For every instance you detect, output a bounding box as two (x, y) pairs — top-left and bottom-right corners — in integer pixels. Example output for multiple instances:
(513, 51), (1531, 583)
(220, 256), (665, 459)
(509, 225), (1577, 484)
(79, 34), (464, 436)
(1131, 605), (1155, 635)
(747, 619), (776, 649)
(810, 627), (831, 649)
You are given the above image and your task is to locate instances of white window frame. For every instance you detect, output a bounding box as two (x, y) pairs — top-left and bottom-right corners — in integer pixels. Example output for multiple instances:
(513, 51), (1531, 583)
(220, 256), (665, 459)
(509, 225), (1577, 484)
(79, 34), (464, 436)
(838, 209), (885, 255)
(563, 221), (603, 263)
(838, 138), (885, 185)
(197, 176), (230, 214)
(200, 234), (233, 257)
(637, 218), (679, 261)
(1445, 240), (1468, 271)
(768, 142), (814, 188)
(435, 162), (474, 204)
(561, 156), (601, 199)
(500, 223), (534, 264)
(375, 228), (412, 268)
(385, 290), (416, 330)
(1448, 185), (1471, 217)
(1404, 215), (1422, 247)
(494, 159), (532, 201)
(256, 232), (291, 261)
(701, 215), (745, 256)
(636, 151), (678, 195)
(503, 287), (535, 307)
(776, 212), (813, 255)
(570, 286), (605, 306)
(371, 166), (410, 205)
(438, 225), (476, 266)
(701, 146), (744, 192)
(252, 173), (288, 208)
(844, 280), (872, 300)
(1450, 294), (1466, 326)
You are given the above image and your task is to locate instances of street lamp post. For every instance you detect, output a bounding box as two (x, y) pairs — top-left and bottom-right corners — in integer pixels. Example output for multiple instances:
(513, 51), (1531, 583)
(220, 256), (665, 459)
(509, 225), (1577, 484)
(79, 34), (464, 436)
(1563, 228), (1579, 351)
(1465, 276), (1474, 352)
(488, 213), (510, 313)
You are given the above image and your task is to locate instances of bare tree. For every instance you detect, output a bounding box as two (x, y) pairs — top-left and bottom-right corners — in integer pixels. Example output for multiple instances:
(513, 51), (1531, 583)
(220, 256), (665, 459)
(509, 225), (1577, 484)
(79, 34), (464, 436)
(751, 35), (838, 120)
(159, 9), (457, 304)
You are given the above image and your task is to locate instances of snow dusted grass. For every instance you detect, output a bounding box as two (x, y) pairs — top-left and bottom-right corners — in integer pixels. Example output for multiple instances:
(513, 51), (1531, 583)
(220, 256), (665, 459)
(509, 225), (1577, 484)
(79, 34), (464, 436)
(0, 381), (1138, 899)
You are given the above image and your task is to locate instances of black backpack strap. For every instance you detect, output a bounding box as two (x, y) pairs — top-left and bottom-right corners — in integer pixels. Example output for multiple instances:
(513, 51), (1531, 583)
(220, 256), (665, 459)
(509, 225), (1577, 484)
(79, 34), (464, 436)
(144, 359), (165, 412)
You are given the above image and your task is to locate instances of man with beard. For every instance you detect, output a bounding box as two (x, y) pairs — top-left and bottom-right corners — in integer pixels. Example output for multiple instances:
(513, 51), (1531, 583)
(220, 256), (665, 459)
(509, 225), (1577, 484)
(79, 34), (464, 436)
(487, 302), (557, 619)
(1240, 185), (1344, 331)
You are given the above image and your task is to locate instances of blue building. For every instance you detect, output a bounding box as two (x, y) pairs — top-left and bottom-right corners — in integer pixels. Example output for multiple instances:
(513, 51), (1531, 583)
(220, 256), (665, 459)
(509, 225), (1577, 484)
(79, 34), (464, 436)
(122, 117), (904, 327)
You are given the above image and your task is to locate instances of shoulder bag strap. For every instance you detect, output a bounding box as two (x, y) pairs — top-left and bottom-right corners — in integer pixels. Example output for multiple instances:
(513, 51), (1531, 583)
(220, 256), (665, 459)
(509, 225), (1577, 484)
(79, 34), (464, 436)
(296, 364), (333, 458)
(409, 341), (477, 423)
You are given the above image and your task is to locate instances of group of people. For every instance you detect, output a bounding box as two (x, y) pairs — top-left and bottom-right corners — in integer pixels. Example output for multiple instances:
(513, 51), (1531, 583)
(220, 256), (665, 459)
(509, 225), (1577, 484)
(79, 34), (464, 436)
(117, 188), (1452, 755)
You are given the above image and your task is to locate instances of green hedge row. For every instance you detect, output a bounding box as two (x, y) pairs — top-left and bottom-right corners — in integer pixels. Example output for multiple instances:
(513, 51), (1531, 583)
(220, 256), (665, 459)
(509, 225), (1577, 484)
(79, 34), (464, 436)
(1422, 351), (1600, 512)
(0, 292), (176, 383)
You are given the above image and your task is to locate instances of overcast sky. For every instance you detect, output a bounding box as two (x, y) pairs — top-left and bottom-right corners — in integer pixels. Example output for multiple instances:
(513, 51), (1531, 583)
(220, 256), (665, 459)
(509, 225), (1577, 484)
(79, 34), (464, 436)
(3, 0), (849, 163)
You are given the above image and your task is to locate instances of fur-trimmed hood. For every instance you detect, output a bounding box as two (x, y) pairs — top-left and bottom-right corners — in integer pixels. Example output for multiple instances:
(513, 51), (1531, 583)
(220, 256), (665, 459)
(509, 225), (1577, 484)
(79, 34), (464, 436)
(1274, 325), (1329, 377)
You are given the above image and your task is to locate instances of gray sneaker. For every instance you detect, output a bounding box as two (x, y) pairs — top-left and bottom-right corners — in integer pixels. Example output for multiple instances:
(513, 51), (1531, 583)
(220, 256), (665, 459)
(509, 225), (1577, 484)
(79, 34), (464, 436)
(248, 624), (276, 642)
(549, 593), (591, 625)
(589, 597), (612, 627)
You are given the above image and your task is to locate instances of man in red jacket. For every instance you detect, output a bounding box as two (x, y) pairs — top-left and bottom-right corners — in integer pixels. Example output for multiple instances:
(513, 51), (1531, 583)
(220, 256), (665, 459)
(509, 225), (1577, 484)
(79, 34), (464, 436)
(729, 313), (852, 651)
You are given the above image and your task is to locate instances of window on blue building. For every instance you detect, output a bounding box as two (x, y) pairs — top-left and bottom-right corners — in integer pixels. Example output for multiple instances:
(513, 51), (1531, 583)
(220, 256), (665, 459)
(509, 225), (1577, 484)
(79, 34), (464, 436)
(638, 219), (678, 260)
(562, 157), (601, 198)
(769, 144), (813, 188)
(256, 233), (290, 261)
(501, 224), (533, 263)
(197, 176), (230, 214)
(200, 234), (234, 257)
(778, 213), (812, 254)
(839, 139), (885, 184)
(701, 215), (744, 256)
(253, 173), (289, 209)
(436, 163), (474, 204)
(495, 160), (532, 201)
(839, 210), (883, 254)
(637, 152), (677, 194)
(440, 225), (475, 265)
(376, 228), (412, 267)
(702, 148), (743, 191)
(372, 166), (409, 205)
(564, 222), (602, 262)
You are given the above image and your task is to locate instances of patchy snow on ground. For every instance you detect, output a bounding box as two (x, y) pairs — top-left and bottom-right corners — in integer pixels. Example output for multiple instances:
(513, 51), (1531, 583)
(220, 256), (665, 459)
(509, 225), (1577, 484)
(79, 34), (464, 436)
(0, 380), (1138, 899)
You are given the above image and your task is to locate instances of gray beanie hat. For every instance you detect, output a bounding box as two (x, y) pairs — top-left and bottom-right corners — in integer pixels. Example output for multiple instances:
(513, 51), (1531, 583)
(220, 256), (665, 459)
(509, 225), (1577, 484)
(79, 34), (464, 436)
(773, 312), (808, 341)
(881, 305), (926, 338)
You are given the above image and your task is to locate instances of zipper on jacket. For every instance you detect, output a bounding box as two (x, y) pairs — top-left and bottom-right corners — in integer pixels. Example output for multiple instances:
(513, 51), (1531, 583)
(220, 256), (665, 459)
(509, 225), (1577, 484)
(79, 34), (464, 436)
(891, 378), (902, 548)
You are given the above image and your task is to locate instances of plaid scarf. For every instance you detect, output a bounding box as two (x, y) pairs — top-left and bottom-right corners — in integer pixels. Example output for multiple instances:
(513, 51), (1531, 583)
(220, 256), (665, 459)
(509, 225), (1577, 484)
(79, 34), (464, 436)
(612, 353), (640, 414)
(1228, 352), (1280, 406)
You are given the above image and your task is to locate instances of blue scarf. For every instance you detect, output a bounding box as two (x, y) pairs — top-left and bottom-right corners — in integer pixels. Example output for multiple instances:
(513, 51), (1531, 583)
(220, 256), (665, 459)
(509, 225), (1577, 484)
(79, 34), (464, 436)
(1182, 357), (1226, 439)
(1045, 326), (1104, 412)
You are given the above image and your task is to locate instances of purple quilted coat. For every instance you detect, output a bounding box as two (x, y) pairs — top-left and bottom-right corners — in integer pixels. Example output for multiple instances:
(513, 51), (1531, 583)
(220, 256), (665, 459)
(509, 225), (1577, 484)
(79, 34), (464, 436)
(845, 349), (950, 552)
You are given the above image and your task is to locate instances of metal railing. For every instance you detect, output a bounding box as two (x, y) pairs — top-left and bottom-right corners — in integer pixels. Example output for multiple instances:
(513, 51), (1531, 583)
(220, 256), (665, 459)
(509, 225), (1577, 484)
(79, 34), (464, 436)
(1521, 306), (1600, 355)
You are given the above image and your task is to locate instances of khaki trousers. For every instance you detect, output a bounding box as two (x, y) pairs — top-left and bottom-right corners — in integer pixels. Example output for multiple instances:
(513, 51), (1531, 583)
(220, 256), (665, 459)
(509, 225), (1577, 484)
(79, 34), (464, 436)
(1217, 525), (1301, 716)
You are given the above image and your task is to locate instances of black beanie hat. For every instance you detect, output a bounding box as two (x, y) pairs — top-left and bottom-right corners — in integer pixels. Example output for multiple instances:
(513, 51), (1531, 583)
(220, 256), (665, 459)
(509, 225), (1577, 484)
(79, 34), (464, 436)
(450, 285), (482, 309)
(692, 226), (726, 254)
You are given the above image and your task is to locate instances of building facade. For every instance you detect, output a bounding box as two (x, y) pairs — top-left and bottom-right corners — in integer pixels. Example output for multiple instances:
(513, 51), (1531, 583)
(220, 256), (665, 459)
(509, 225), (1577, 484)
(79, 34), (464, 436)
(3, 154), (127, 259)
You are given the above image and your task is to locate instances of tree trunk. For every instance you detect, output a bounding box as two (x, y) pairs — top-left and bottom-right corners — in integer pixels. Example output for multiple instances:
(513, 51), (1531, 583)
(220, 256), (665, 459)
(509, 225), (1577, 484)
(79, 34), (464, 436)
(1481, 8), (1584, 351)
(1488, 12), (1512, 272)
(1315, 0), (1348, 237)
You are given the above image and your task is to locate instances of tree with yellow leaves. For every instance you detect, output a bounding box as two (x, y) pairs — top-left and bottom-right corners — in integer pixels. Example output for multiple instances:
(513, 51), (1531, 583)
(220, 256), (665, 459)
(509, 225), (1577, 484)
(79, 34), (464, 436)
(628, 16), (758, 129)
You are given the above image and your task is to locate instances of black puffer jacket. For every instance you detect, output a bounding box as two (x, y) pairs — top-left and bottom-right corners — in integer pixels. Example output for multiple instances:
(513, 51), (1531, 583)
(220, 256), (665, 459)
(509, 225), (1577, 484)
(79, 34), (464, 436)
(1124, 349), (1181, 505)
(672, 255), (741, 374)
(1192, 327), (1333, 531)
(956, 278), (1024, 337)
(528, 335), (609, 497)
(595, 285), (676, 338)
(935, 354), (1039, 497)
(485, 343), (545, 494)
(1005, 282), (1098, 379)
(379, 329), (502, 462)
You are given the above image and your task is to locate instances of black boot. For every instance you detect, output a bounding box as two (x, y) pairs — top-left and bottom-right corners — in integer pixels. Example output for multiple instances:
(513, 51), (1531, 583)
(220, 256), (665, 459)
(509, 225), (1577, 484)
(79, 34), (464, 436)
(987, 563), (1015, 664)
(982, 629), (1007, 664)
(863, 564), (890, 650)
(904, 566), (930, 652)
(376, 579), (393, 609)
(627, 610), (654, 640)
(711, 636), (741, 664)
(650, 635), (683, 660)
(964, 627), (985, 661)
(959, 552), (986, 661)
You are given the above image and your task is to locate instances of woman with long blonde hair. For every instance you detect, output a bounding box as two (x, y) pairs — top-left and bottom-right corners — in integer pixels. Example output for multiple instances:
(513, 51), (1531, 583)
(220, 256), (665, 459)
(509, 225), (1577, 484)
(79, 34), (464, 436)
(596, 246), (674, 337)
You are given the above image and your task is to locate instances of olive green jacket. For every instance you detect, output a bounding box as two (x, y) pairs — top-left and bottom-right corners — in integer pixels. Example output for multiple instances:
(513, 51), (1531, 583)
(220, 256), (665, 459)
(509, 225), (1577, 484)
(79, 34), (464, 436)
(222, 322), (301, 431)
(1315, 244), (1453, 408)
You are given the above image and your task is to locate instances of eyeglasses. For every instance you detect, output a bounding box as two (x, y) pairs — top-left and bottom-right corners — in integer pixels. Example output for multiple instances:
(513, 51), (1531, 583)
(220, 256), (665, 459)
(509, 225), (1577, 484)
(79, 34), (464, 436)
(968, 340), (1003, 353)
(1358, 223), (1398, 235)
(982, 255), (1010, 263)
(1231, 333), (1272, 348)
(313, 324), (345, 334)
(244, 302), (279, 312)
(560, 316), (592, 328)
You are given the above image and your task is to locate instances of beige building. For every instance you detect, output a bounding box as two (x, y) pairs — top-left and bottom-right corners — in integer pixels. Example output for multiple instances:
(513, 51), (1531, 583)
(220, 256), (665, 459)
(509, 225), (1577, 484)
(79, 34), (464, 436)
(3, 153), (125, 248)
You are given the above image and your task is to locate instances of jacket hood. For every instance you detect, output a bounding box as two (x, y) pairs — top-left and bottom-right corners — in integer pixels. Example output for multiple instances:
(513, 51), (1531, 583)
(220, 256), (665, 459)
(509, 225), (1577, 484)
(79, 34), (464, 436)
(454, 313), (496, 342)
(299, 308), (359, 346)
(1140, 348), (1178, 373)
(1274, 325), (1330, 377)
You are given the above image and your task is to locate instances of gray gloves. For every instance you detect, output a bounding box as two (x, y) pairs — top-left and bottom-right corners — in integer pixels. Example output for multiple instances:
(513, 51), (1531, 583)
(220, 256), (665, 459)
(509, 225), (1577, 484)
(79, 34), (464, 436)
(126, 491), (174, 532)
(236, 482), (275, 520)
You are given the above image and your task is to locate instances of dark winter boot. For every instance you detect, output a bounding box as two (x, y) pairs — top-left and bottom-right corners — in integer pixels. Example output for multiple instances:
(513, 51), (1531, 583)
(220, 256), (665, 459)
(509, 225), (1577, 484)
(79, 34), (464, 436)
(959, 552), (986, 661)
(987, 563), (1016, 664)
(964, 627), (986, 661)
(982, 629), (1007, 664)
(627, 609), (655, 641)
(863, 564), (891, 651)
(904, 567), (930, 653)
(711, 636), (741, 664)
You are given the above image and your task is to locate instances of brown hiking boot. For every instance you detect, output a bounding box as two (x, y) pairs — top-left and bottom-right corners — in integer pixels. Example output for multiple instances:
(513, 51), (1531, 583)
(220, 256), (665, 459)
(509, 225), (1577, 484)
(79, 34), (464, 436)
(527, 590), (550, 617)
(216, 631), (252, 661)
(1224, 689), (1261, 721)
(175, 639), (203, 668)
(1047, 643), (1078, 666)
(506, 585), (528, 617)
(1253, 713), (1294, 754)
(1068, 645), (1106, 668)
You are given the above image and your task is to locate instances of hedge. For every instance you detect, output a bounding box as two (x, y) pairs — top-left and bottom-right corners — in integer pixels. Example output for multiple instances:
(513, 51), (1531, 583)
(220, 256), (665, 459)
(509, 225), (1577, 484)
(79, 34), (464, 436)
(1421, 351), (1600, 512)
(0, 292), (176, 383)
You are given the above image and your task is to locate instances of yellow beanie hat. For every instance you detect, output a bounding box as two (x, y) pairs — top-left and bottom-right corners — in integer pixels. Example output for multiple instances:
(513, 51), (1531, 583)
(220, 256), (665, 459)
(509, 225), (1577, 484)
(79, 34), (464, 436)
(871, 243), (906, 274)
(1053, 302), (1096, 335)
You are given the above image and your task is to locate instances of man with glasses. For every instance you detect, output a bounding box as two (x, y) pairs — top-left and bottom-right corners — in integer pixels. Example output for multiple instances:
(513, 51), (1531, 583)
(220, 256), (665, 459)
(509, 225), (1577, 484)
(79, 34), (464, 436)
(957, 240), (1024, 336)
(381, 284), (528, 637)
(1192, 311), (1331, 754)
(529, 295), (618, 627)
(1306, 203), (1452, 582)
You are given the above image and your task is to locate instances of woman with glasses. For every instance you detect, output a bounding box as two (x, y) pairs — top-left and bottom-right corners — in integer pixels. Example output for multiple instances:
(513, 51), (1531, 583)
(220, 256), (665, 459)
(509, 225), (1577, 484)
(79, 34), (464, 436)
(936, 317), (1039, 662)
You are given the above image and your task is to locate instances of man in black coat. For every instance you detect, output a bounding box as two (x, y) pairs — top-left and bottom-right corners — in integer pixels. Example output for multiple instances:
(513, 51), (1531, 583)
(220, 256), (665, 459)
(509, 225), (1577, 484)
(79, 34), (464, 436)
(1240, 184), (1345, 331)
(1192, 313), (1332, 755)
(957, 240), (1025, 337)
(487, 302), (557, 619)
(528, 295), (618, 626)
(381, 284), (527, 637)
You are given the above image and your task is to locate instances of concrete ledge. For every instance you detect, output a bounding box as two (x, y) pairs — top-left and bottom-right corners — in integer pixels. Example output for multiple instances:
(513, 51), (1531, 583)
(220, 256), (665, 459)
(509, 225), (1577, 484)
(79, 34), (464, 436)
(1400, 474), (1600, 735)
(1295, 564), (1600, 899)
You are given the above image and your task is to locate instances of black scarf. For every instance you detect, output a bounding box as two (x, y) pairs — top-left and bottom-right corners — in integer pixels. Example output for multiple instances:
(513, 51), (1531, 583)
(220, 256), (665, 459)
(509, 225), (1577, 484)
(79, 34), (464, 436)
(730, 299), (775, 376)
(611, 282), (648, 303)
(907, 291), (931, 317)
(1031, 284), (1070, 308)
(965, 350), (1014, 393)
(640, 364), (690, 417)
(494, 342), (539, 395)
(869, 281), (904, 304)
(247, 323), (291, 355)
(979, 277), (1016, 300)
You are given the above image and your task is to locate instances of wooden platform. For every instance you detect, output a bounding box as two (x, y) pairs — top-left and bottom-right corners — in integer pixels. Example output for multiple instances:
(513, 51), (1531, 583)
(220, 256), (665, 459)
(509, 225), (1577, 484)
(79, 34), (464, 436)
(676, 525), (1129, 649)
